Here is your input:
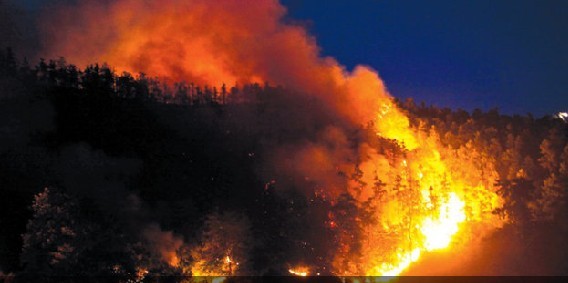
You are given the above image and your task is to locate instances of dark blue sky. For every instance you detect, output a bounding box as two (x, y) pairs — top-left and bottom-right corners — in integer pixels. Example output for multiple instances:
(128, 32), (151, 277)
(281, 0), (568, 116)
(12, 0), (568, 116)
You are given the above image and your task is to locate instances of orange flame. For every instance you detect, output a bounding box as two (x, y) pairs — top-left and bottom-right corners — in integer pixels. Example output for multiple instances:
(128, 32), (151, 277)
(356, 109), (502, 276)
(288, 266), (309, 277)
(420, 193), (466, 251)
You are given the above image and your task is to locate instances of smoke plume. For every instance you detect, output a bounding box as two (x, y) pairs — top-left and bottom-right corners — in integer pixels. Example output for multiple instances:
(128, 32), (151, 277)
(40, 0), (408, 128)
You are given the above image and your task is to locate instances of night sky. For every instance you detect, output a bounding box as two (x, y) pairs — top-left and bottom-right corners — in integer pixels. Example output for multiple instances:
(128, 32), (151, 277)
(281, 0), (568, 116)
(9, 0), (568, 116)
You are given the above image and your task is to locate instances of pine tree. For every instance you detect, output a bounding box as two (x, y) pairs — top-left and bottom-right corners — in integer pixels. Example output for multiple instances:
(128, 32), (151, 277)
(185, 211), (253, 276)
(330, 193), (362, 275)
(20, 187), (90, 275)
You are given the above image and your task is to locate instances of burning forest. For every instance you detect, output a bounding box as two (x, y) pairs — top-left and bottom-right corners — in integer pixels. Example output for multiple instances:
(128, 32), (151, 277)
(1, 0), (568, 282)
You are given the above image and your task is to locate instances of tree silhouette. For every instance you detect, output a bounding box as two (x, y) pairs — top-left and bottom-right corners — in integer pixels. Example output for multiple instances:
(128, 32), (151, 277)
(20, 187), (90, 275)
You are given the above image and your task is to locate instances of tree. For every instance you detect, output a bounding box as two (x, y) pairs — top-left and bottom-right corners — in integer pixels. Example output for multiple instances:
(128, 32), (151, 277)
(556, 144), (568, 225)
(539, 138), (558, 173)
(330, 193), (362, 275)
(535, 173), (564, 221)
(0, 47), (17, 77)
(495, 178), (535, 232)
(183, 211), (253, 276)
(20, 187), (91, 275)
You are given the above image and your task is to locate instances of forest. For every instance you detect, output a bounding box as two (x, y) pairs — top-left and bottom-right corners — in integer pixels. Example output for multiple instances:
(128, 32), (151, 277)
(1, 46), (568, 282)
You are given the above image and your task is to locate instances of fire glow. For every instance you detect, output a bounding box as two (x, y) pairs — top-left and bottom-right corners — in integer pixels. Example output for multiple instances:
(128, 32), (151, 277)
(362, 110), (477, 276)
(421, 193), (466, 251)
(41, 0), (504, 277)
(369, 193), (467, 277)
(288, 266), (309, 277)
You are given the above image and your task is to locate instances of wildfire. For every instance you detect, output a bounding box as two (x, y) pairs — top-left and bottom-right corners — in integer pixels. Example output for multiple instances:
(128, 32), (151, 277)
(43, 0), (504, 277)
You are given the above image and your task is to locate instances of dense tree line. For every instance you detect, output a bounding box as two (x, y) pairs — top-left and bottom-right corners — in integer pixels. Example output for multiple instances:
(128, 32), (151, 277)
(400, 98), (568, 273)
(1, 48), (568, 279)
(400, 98), (568, 225)
(0, 49), (340, 279)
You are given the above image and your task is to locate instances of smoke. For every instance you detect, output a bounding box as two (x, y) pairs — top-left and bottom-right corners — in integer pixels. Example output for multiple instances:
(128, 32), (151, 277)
(39, 0), (401, 127)
(39, 0), (419, 199)
(55, 143), (141, 212)
(54, 144), (187, 265)
(142, 223), (184, 267)
(262, 125), (357, 197)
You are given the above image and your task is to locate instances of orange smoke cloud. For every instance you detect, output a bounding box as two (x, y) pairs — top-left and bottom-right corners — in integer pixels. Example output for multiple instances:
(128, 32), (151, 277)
(143, 223), (184, 267)
(40, 0), (400, 127)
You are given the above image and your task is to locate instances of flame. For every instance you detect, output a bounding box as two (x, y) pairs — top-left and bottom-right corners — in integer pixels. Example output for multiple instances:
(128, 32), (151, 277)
(421, 193), (466, 251)
(135, 267), (149, 280)
(375, 101), (419, 150)
(368, 193), (466, 276)
(371, 248), (421, 277)
(355, 108), (502, 277)
(288, 266), (309, 277)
